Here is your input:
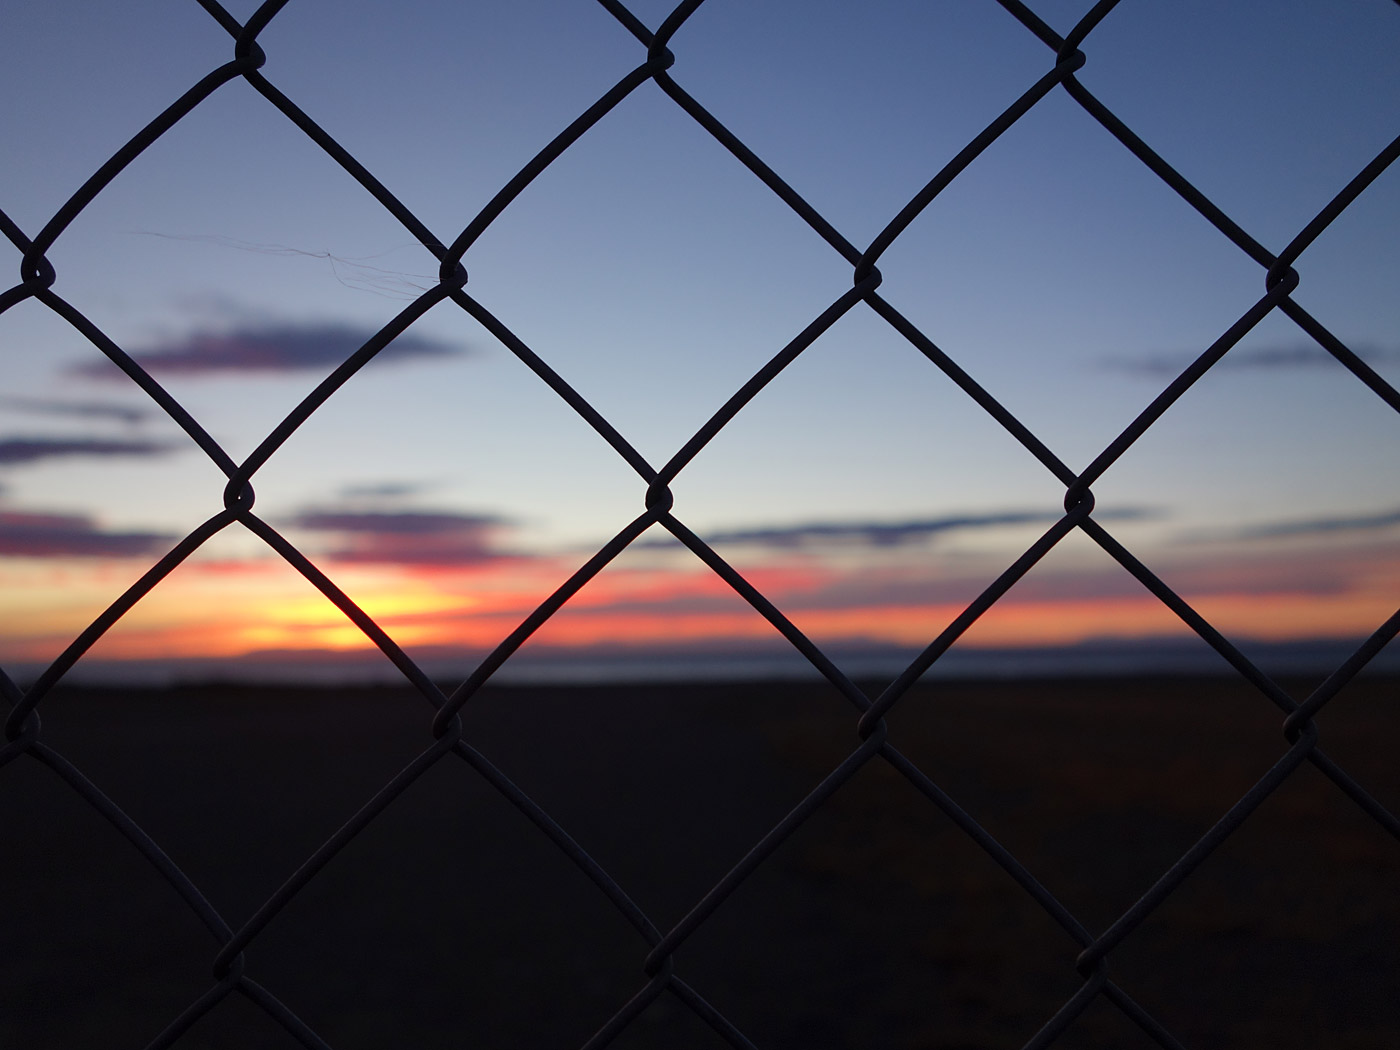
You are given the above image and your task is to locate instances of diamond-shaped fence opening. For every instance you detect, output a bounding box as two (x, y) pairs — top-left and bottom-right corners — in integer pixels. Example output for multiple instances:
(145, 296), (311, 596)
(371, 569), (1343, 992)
(2, 2), (1398, 1048)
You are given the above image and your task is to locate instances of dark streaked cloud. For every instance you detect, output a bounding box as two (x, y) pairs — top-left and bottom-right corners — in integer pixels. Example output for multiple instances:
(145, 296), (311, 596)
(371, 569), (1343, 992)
(339, 481), (432, 500)
(703, 513), (1052, 549)
(647, 508), (1159, 552)
(287, 509), (516, 566)
(0, 436), (176, 466)
(0, 510), (172, 558)
(1220, 508), (1400, 541)
(1111, 343), (1399, 378)
(75, 321), (464, 378)
(0, 395), (151, 425)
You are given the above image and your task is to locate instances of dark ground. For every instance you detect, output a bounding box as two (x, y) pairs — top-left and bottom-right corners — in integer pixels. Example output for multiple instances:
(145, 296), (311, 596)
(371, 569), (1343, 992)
(3, 673), (1397, 1049)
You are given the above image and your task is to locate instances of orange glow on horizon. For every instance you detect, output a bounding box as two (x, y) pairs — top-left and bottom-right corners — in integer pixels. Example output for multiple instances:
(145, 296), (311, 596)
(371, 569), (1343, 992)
(13, 586), (1385, 667)
(3, 546), (1395, 668)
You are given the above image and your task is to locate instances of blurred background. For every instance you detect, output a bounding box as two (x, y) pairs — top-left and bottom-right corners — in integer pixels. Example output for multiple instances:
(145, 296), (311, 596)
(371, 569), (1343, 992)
(1, 0), (1397, 683)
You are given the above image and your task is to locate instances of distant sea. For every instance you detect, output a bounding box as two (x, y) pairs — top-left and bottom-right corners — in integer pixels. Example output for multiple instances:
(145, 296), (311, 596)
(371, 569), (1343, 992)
(12, 636), (1398, 687)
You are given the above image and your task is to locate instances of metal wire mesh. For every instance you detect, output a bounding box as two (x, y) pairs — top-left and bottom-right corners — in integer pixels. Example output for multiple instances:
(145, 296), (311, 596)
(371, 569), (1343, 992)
(3, 1), (1398, 1047)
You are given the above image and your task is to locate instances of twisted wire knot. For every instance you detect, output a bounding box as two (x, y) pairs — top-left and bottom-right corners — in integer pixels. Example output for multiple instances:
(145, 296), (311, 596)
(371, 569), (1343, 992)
(3, 707), (40, 747)
(223, 477), (257, 514)
(645, 479), (675, 514)
(1265, 260), (1300, 294)
(1063, 483), (1095, 515)
(647, 43), (676, 77)
(20, 250), (55, 290)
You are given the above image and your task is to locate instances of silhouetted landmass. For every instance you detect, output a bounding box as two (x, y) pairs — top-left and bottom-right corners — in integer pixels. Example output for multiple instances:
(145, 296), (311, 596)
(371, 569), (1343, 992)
(3, 674), (1396, 1049)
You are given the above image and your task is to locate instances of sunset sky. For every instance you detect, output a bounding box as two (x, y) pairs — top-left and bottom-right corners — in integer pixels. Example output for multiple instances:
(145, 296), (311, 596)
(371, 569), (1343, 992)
(2, 0), (1398, 681)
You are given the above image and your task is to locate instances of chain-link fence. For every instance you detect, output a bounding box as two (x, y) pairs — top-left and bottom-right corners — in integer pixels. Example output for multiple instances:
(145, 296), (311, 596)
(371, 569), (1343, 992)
(3, 1), (1399, 1047)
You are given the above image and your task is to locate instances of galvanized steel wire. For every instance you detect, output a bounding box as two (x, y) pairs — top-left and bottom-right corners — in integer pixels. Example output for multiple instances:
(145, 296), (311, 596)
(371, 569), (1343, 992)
(3, 1), (1399, 1047)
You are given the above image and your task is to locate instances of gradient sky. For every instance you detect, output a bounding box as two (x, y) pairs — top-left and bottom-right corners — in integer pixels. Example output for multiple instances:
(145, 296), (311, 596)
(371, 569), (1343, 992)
(2, 0), (1398, 678)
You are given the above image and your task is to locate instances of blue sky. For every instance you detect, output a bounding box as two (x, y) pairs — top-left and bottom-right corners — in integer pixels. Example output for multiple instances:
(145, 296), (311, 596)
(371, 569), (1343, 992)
(1, 0), (1398, 675)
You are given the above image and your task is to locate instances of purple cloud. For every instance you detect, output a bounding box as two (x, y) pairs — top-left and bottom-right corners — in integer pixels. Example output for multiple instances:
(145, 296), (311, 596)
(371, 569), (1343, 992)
(1222, 508), (1400, 541)
(644, 508), (1158, 552)
(0, 436), (176, 466)
(287, 509), (516, 566)
(75, 322), (464, 378)
(338, 481), (432, 500)
(1113, 343), (1399, 378)
(0, 396), (151, 425)
(0, 510), (172, 558)
(699, 513), (1059, 549)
